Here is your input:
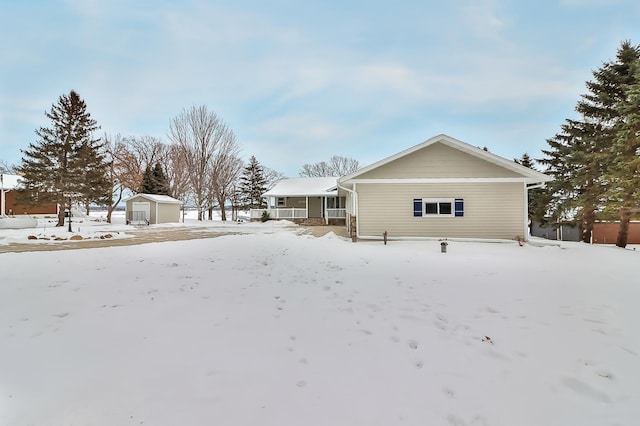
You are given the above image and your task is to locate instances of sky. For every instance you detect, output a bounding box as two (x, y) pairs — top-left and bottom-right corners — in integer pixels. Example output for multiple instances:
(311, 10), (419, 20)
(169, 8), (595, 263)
(1, 0), (640, 177)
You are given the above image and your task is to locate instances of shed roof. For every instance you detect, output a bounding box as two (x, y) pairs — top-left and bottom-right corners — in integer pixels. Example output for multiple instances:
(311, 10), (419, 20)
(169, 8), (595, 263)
(123, 193), (183, 204)
(263, 177), (339, 197)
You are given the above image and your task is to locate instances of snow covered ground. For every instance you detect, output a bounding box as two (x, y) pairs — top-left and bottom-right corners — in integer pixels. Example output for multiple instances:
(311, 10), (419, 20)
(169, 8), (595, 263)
(1, 214), (639, 425)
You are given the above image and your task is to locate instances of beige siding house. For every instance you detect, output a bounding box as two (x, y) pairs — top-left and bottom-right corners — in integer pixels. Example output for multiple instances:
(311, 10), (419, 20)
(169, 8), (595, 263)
(338, 134), (551, 241)
(124, 194), (183, 225)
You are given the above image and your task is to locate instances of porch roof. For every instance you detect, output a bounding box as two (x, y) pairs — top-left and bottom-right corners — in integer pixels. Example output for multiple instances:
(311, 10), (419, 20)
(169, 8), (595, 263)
(263, 177), (339, 197)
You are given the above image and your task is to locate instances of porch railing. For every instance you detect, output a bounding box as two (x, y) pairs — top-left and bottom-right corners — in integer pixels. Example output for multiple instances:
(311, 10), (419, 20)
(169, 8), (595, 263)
(326, 208), (346, 219)
(250, 208), (308, 220)
(250, 208), (347, 221)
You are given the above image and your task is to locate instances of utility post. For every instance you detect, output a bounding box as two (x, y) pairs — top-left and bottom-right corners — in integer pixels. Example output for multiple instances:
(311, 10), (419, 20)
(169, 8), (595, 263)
(67, 194), (72, 232)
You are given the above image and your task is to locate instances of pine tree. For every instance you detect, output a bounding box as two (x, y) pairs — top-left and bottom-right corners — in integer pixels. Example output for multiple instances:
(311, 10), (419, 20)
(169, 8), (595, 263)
(19, 91), (104, 226)
(139, 165), (157, 194)
(239, 156), (267, 209)
(76, 138), (112, 213)
(605, 60), (640, 247)
(152, 163), (170, 195)
(139, 163), (171, 195)
(540, 41), (640, 243)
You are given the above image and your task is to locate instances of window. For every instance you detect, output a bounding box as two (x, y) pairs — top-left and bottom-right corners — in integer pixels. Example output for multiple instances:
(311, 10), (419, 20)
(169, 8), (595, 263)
(413, 198), (464, 217)
(277, 197), (286, 207)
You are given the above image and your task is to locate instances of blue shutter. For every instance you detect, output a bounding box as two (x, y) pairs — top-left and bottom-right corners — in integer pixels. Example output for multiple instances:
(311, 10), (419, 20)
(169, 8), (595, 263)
(413, 199), (422, 217)
(454, 199), (464, 217)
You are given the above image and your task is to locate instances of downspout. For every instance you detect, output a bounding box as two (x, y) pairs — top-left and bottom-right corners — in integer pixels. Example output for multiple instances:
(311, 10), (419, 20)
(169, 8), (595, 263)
(523, 181), (529, 241)
(1, 173), (5, 218)
(524, 181), (546, 241)
(337, 181), (359, 238)
(323, 195), (327, 224)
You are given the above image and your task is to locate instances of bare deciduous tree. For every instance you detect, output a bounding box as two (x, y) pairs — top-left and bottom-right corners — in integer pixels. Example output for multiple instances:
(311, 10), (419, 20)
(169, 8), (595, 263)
(0, 160), (16, 174)
(299, 155), (360, 177)
(210, 148), (243, 221)
(103, 134), (128, 223)
(168, 105), (237, 220)
(165, 144), (190, 200)
(263, 166), (286, 190)
(125, 136), (168, 192)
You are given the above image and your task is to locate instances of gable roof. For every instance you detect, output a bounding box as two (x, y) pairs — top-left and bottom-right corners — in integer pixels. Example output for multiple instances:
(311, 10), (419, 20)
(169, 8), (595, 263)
(338, 134), (552, 184)
(123, 193), (183, 204)
(263, 177), (339, 197)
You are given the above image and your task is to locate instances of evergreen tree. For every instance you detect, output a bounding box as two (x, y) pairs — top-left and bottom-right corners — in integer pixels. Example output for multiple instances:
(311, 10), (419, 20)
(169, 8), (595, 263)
(239, 156), (267, 209)
(152, 162), (170, 195)
(76, 138), (112, 213)
(139, 163), (170, 195)
(139, 165), (157, 194)
(605, 60), (640, 247)
(19, 90), (104, 226)
(540, 41), (640, 243)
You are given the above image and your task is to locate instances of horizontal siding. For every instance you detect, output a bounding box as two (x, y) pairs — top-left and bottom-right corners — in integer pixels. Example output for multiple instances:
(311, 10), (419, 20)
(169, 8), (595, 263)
(356, 182), (525, 239)
(157, 204), (180, 223)
(357, 142), (522, 179)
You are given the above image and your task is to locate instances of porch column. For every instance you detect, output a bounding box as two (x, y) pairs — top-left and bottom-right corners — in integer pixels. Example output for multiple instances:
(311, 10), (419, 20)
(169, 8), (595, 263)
(323, 196), (327, 223)
(305, 197), (309, 218)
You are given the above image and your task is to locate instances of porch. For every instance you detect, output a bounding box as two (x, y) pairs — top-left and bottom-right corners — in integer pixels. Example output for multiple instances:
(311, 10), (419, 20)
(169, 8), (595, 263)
(249, 207), (346, 224)
(258, 178), (346, 225)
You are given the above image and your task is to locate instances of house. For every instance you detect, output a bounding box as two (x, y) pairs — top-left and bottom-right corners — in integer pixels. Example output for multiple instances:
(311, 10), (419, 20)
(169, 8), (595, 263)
(337, 134), (552, 241)
(251, 177), (346, 225)
(123, 194), (183, 225)
(0, 173), (58, 217)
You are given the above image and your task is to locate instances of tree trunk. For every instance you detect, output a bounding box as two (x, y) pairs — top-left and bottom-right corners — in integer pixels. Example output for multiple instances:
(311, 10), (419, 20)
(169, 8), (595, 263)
(57, 209), (65, 227)
(217, 193), (227, 221)
(616, 207), (632, 248)
(580, 208), (595, 243)
(107, 187), (124, 224)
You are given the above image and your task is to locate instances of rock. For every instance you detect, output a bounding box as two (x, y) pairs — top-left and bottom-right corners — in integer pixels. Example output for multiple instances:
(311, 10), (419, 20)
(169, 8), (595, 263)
(70, 235), (83, 240)
(103, 234), (113, 239)
(27, 235), (38, 240)
(54, 237), (67, 241)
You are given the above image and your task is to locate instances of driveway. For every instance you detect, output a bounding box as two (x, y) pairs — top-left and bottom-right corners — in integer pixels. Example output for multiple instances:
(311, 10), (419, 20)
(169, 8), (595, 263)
(0, 224), (349, 254)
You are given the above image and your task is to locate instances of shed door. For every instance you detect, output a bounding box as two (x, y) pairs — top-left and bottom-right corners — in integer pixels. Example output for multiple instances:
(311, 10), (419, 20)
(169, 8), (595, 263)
(132, 202), (150, 224)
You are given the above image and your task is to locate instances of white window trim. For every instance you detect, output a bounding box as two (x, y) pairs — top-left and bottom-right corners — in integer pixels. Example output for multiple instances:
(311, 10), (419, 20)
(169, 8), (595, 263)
(422, 198), (454, 217)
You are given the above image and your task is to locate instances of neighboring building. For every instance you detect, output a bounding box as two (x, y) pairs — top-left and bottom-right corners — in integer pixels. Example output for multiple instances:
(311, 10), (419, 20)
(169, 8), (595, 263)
(123, 194), (183, 225)
(338, 134), (552, 241)
(592, 222), (640, 244)
(251, 177), (346, 225)
(0, 173), (58, 217)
